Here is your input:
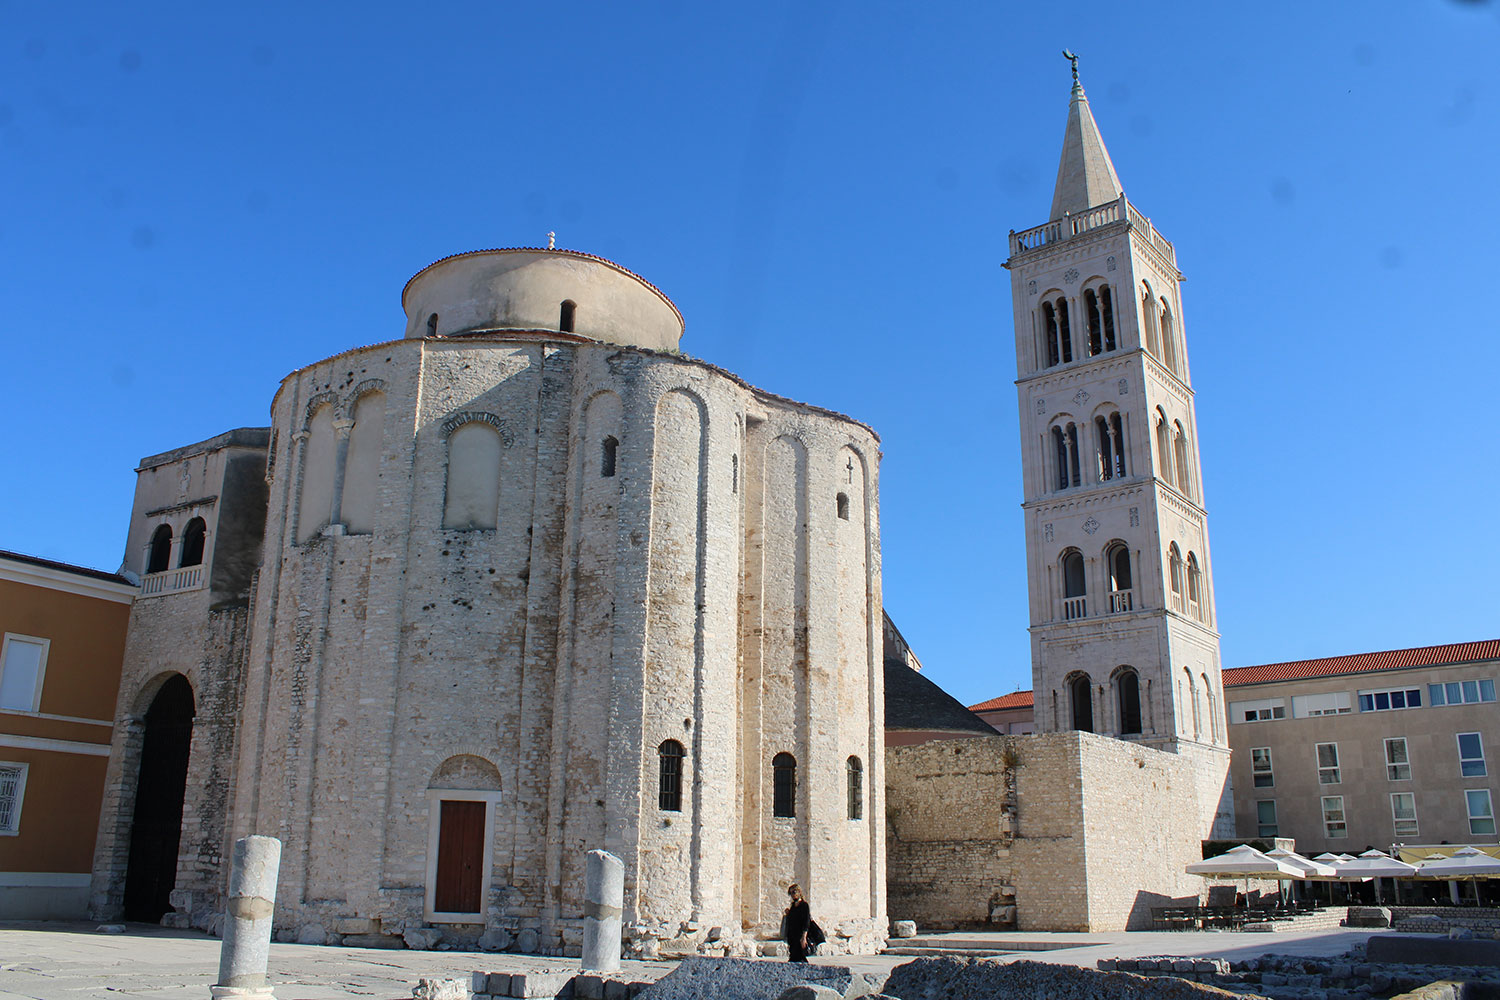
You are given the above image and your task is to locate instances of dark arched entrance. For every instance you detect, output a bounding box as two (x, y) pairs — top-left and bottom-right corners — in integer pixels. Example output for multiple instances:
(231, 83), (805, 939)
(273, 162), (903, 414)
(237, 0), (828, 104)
(123, 674), (195, 922)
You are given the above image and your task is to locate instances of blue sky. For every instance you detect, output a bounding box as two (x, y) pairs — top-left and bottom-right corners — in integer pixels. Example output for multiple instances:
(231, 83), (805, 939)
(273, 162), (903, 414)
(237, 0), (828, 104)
(4, 1), (1498, 707)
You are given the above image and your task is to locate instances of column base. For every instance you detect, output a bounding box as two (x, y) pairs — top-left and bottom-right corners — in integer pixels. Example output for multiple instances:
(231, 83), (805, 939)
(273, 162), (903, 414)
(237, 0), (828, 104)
(210, 986), (275, 1000)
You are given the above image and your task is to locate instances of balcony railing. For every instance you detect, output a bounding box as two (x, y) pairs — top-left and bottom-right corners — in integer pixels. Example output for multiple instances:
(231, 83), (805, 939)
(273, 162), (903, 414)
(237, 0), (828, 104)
(1109, 588), (1135, 613)
(141, 564), (203, 597)
(1009, 195), (1176, 265)
(1063, 596), (1087, 621)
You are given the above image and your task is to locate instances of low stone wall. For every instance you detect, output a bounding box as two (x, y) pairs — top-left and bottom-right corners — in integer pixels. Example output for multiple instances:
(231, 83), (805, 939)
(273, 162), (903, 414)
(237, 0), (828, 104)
(1100, 950), (1500, 1000)
(1393, 906), (1500, 936)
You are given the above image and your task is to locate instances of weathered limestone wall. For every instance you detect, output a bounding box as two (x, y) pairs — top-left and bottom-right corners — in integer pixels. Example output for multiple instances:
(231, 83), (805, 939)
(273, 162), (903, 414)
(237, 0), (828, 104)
(228, 332), (884, 954)
(91, 433), (266, 927)
(886, 730), (1226, 932)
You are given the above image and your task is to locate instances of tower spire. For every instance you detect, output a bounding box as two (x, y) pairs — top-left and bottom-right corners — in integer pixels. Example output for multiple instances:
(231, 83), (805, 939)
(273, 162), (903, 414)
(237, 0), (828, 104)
(1049, 52), (1124, 222)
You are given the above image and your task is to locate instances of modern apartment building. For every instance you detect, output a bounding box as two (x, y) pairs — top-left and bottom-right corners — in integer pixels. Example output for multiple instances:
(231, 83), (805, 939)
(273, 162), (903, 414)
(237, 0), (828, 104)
(1222, 641), (1499, 854)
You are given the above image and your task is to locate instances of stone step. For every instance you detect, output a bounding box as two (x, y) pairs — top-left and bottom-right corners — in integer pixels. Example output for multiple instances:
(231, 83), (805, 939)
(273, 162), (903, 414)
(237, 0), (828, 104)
(881, 946), (1014, 958)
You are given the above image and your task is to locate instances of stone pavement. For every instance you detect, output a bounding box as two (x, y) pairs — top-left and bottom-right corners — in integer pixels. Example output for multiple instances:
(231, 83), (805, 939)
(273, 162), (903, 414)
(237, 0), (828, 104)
(0, 921), (1391, 1000)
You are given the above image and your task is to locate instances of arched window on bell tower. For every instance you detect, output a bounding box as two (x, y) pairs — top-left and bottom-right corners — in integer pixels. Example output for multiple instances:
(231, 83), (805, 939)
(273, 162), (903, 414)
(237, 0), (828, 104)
(1154, 408), (1173, 485)
(1069, 672), (1094, 732)
(1168, 543), (1185, 613)
(1084, 285), (1116, 357)
(1061, 549), (1086, 620)
(1041, 297), (1073, 367)
(1051, 422), (1081, 491)
(1106, 542), (1133, 613)
(1094, 411), (1126, 481)
(1160, 304), (1178, 374)
(1142, 283), (1160, 358)
(1114, 666), (1142, 735)
(1173, 421), (1192, 497)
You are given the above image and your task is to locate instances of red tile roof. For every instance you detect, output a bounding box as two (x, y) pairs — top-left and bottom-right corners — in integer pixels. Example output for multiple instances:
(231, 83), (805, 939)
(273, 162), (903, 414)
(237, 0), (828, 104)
(969, 690), (1035, 712)
(1223, 640), (1500, 688)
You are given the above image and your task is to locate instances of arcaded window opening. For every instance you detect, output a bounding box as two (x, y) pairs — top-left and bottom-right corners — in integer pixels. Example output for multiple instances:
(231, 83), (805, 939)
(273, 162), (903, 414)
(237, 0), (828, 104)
(1173, 422), (1191, 496)
(1186, 553), (1202, 616)
(1095, 412), (1126, 481)
(1107, 543), (1133, 613)
(772, 752), (797, 818)
(1085, 288), (1103, 356)
(1160, 306), (1178, 373)
(178, 518), (206, 568)
(1155, 411), (1173, 484)
(560, 300), (577, 333)
(1116, 668), (1142, 735)
(1043, 301), (1060, 367)
(147, 524), (173, 574)
(601, 436), (618, 478)
(1062, 550), (1086, 620)
(1168, 543), (1184, 612)
(846, 756), (863, 820)
(836, 492), (850, 520)
(1069, 673), (1094, 732)
(1101, 286), (1116, 351)
(657, 740), (684, 812)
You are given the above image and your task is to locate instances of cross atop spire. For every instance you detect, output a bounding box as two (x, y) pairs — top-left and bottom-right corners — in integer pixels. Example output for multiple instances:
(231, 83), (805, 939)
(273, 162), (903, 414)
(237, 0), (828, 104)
(1048, 52), (1124, 223)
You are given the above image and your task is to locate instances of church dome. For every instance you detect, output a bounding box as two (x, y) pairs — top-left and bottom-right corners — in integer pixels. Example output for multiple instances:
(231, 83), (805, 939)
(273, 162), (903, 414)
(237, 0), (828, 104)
(401, 247), (685, 351)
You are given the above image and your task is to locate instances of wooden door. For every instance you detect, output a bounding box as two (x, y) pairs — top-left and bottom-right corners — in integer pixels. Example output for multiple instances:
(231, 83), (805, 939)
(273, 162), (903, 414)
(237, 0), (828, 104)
(434, 800), (485, 913)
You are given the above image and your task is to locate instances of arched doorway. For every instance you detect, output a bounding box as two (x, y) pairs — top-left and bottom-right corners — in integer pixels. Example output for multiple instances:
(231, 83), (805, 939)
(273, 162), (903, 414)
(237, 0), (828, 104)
(123, 675), (195, 922)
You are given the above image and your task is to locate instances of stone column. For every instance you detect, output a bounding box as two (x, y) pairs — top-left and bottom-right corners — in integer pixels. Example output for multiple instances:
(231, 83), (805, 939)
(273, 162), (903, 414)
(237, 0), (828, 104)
(212, 836), (282, 1000)
(581, 849), (623, 973)
(327, 418), (355, 530)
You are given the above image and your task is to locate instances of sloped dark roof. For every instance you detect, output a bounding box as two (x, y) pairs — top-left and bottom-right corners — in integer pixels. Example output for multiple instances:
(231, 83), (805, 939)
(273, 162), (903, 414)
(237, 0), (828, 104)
(885, 660), (997, 735)
(0, 548), (132, 585)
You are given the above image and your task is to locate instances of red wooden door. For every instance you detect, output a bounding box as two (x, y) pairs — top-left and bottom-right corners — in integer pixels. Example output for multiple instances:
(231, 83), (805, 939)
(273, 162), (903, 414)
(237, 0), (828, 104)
(434, 800), (485, 913)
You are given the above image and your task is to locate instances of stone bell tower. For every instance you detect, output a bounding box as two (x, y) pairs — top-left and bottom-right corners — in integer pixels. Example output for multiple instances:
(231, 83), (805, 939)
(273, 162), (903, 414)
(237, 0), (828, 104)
(1004, 59), (1229, 799)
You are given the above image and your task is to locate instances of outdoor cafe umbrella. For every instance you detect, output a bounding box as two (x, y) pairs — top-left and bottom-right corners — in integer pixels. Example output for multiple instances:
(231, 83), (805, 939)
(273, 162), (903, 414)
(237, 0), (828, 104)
(1336, 849), (1418, 903)
(1413, 846), (1500, 904)
(1265, 848), (1337, 878)
(1186, 845), (1303, 879)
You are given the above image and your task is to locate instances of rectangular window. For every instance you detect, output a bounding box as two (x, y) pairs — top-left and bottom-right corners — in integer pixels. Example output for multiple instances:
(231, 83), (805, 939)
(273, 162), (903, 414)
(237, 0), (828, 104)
(1432, 679), (1497, 706)
(1458, 733), (1487, 778)
(1292, 691), (1352, 717)
(0, 634), (49, 713)
(1230, 698), (1286, 723)
(1316, 742), (1341, 784)
(0, 763), (26, 834)
(1466, 789), (1495, 837)
(1390, 792), (1419, 838)
(1256, 800), (1278, 838)
(1385, 737), (1411, 781)
(1251, 747), (1274, 788)
(1357, 686), (1422, 712)
(1322, 795), (1347, 838)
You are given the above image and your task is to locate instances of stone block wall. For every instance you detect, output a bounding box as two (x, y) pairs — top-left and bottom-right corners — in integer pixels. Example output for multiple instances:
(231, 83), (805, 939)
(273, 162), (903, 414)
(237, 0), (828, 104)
(886, 729), (1227, 932)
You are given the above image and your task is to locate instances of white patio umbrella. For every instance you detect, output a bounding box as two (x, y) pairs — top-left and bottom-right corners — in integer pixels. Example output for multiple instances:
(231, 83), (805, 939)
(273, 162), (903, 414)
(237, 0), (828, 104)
(1337, 849), (1418, 903)
(1186, 845), (1303, 879)
(1413, 847), (1500, 904)
(1266, 848), (1338, 878)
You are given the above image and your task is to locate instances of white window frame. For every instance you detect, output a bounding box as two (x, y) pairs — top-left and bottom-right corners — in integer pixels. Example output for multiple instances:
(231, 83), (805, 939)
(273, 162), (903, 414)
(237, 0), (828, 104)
(1322, 795), (1347, 838)
(1431, 679), (1498, 706)
(1230, 698), (1286, 723)
(1251, 747), (1274, 788)
(1316, 742), (1341, 784)
(1390, 792), (1418, 838)
(0, 633), (50, 713)
(1291, 691), (1353, 718)
(1256, 799), (1278, 838)
(423, 788), (503, 923)
(1357, 686), (1423, 712)
(0, 761), (28, 835)
(1466, 789), (1495, 837)
(1384, 737), (1411, 781)
(1457, 732), (1487, 778)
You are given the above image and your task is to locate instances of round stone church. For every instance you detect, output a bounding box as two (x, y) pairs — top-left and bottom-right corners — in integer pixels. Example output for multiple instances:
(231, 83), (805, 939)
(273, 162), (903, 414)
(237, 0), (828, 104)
(95, 245), (887, 956)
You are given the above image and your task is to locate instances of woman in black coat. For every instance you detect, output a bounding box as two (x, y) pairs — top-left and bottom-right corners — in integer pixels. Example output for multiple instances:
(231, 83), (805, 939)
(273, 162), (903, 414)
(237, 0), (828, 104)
(783, 883), (811, 962)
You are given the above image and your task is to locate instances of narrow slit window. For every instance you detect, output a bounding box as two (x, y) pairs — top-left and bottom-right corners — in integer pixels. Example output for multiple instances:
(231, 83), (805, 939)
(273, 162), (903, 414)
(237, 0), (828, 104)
(601, 436), (618, 478)
(836, 492), (850, 520)
(846, 756), (863, 820)
(560, 300), (577, 333)
(657, 740), (684, 811)
(427, 313), (439, 336)
(772, 752), (796, 818)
